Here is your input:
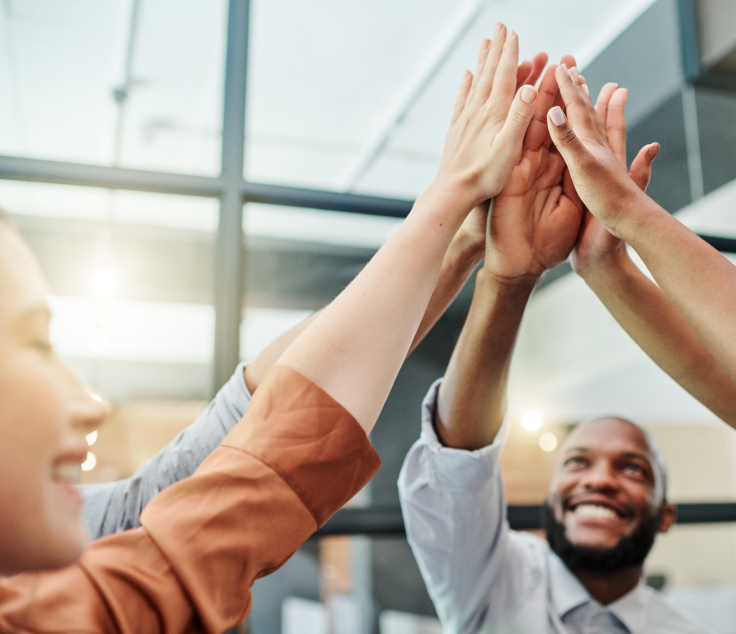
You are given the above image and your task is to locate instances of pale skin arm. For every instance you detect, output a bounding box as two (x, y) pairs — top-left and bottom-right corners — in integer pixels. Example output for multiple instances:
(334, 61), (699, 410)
(572, 84), (736, 426)
(234, 26), (540, 435)
(244, 226), (484, 394)
(436, 56), (585, 450)
(548, 64), (736, 411)
(244, 46), (549, 399)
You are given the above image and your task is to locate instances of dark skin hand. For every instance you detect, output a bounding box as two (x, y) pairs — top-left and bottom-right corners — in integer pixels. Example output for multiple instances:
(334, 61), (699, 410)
(569, 81), (736, 428)
(435, 54), (584, 450)
(548, 64), (736, 389)
(548, 418), (675, 605)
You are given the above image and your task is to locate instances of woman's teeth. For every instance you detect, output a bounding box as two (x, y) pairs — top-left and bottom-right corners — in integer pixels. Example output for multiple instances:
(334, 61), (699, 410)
(574, 504), (619, 520)
(52, 463), (81, 485)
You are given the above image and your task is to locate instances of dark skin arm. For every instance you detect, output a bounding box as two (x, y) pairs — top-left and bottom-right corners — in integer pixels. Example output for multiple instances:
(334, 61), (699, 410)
(571, 84), (736, 427)
(435, 56), (584, 450)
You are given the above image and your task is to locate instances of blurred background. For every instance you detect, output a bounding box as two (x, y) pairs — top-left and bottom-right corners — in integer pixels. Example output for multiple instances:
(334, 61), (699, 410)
(3, 0), (736, 632)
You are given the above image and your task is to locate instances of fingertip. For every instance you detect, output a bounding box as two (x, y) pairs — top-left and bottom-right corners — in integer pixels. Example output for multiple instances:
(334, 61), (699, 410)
(647, 142), (660, 162)
(520, 85), (538, 104)
(549, 106), (566, 126)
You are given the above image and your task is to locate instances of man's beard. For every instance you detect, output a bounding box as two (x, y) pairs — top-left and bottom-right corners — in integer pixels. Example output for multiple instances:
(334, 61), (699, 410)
(542, 502), (661, 574)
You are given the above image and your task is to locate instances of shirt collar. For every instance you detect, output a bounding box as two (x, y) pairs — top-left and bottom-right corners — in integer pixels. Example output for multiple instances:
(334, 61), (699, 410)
(547, 551), (649, 634)
(548, 551), (590, 617)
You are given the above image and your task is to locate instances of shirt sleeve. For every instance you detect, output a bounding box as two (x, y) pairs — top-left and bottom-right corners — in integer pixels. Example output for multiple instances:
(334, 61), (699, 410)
(0, 365), (381, 634)
(398, 379), (536, 634)
(81, 362), (252, 540)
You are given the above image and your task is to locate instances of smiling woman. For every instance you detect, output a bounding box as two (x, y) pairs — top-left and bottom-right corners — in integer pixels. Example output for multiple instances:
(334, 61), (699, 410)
(0, 222), (107, 574)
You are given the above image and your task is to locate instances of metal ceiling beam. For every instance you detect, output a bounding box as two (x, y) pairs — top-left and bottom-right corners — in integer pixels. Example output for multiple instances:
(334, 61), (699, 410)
(0, 154), (224, 197)
(0, 154), (415, 216)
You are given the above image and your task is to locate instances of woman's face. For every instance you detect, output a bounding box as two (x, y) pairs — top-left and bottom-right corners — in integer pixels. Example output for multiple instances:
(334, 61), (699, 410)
(0, 226), (107, 575)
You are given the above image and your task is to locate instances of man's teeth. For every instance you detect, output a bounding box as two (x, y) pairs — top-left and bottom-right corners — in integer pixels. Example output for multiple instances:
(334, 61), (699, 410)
(52, 463), (81, 485)
(574, 504), (619, 520)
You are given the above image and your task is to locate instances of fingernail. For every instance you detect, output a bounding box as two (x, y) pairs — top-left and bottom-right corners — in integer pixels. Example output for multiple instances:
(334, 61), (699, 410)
(647, 143), (660, 161)
(463, 69), (472, 80)
(560, 63), (569, 76)
(494, 22), (503, 35)
(582, 84), (589, 96)
(508, 30), (517, 41)
(570, 66), (579, 79)
(481, 37), (490, 51)
(520, 86), (537, 104)
(550, 106), (566, 126)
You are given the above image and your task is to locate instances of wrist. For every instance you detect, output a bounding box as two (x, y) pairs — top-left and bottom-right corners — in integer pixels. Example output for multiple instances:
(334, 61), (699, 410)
(476, 266), (539, 296)
(424, 177), (479, 217)
(577, 245), (630, 283)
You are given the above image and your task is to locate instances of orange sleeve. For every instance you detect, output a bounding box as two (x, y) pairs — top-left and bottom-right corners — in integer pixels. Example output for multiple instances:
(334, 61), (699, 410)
(0, 366), (381, 634)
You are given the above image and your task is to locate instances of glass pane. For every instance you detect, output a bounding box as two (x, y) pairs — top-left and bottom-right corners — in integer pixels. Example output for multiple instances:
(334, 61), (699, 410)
(0, 0), (226, 175)
(244, 0), (657, 196)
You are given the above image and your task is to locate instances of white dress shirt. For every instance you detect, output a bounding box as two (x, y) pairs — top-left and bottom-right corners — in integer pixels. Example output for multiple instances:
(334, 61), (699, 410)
(398, 379), (713, 634)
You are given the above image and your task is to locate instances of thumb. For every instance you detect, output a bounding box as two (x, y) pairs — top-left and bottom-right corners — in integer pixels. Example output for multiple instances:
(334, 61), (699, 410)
(547, 105), (591, 169)
(629, 142), (659, 192)
(492, 85), (538, 163)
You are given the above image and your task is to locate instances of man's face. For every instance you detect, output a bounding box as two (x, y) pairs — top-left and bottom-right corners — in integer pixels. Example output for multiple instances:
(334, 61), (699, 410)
(545, 418), (675, 564)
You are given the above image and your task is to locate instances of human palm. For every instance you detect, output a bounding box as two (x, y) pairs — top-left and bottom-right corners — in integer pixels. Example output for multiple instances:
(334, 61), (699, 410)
(484, 56), (584, 282)
(486, 144), (583, 280)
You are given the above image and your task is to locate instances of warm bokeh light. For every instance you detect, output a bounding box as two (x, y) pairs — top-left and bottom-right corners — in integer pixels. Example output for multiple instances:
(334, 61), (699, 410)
(81, 452), (97, 472)
(539, 432), (558, 453)
(92, 268), (116, 296)
(521, 410), (542, 431)
(86, 430), (98, 447)
(88, 328), (108, 353)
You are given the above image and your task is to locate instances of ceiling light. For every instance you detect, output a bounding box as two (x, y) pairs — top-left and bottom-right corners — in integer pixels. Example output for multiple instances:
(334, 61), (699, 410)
(92, 268), (115, 296)
(539, 432), (558, 453)
(81, 452), (97, 472)
(86, 430), (98, 446)
(521, 410), (542, 431)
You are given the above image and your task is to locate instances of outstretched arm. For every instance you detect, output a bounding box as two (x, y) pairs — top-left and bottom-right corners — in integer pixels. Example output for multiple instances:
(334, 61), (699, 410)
(269, 27), (540, 433)
(572, 83), (736, 427)
(436, 56), (584, 450)
(548, 64), (736, 406)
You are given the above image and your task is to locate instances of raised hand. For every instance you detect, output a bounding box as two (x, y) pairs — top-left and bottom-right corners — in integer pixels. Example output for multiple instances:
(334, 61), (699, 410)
(545, 64), (651, 239)
(453, 52), (549, 261)
(570, 84), (660, 277)
(484, 56), (584, 282)
(433, 24), (540, 212)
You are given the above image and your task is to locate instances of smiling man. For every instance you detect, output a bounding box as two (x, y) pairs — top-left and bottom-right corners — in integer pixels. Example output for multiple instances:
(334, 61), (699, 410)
(397, 81), (711, 632)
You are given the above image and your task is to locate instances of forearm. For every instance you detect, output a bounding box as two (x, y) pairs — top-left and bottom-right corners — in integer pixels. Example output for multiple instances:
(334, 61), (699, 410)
(279, 186), (474, 432)
(410, 233), (483, 354)
(583, 252), (736, 426)
(244, 312), (319, 393)
(436, 269), (536, 449)
(618, 195), (736, 384)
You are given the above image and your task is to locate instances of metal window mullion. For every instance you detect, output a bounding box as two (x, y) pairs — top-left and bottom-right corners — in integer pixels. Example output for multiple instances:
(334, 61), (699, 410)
(213, 0), (250, 393)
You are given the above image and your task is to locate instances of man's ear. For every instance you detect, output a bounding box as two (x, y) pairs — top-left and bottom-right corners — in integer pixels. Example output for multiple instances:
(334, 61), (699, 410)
(658, 503), (677, 534)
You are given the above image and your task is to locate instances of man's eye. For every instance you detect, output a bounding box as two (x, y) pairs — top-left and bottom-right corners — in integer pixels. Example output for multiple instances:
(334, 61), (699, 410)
(564, 456), (587, 468)
(623, 463), (645, 476)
